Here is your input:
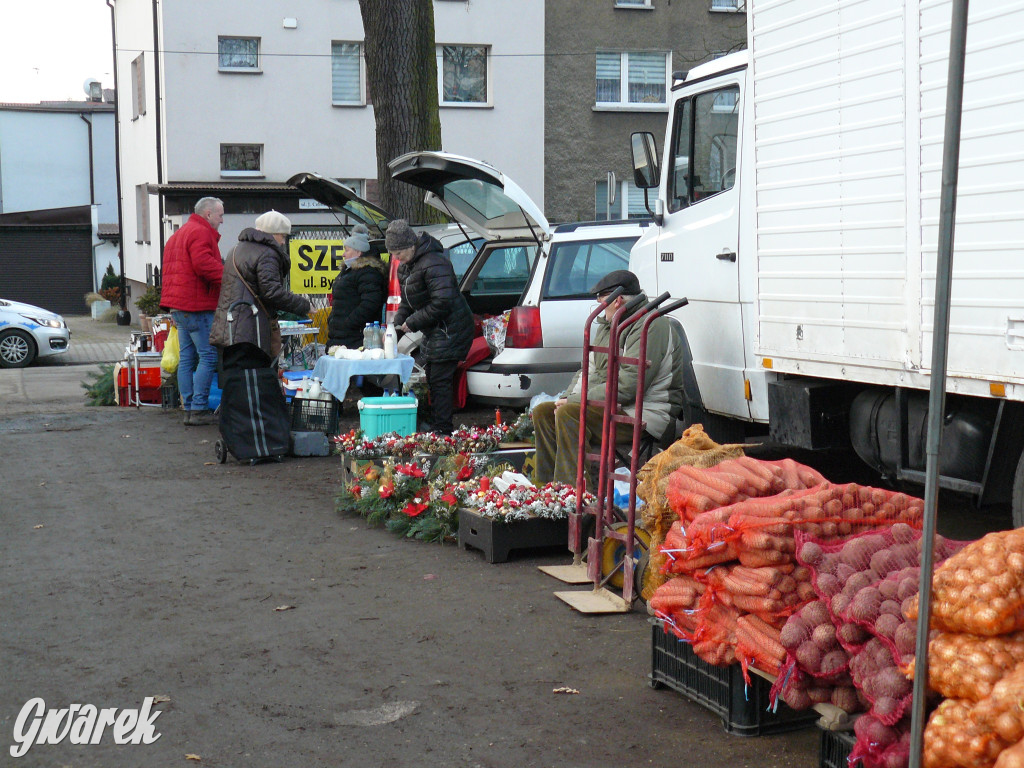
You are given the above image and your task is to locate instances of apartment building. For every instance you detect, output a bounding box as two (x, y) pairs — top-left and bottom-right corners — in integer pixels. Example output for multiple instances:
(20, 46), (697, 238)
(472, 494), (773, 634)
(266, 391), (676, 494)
(111, 0), (544, 295)
(545, 0), (746, 223)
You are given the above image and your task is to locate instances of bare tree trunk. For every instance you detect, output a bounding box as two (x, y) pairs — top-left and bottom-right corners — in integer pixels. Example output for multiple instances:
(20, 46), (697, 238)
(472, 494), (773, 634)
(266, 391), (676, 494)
(359, 0), (444, 223)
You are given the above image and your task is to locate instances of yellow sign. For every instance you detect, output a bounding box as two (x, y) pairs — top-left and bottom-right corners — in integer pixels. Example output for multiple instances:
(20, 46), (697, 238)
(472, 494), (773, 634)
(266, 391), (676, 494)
(289, 240), (346, 294)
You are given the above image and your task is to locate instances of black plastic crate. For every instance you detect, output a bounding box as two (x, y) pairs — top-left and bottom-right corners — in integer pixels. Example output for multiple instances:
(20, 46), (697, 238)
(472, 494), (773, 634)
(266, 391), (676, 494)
(458, 509), (568, 564)
(650, 619), (819, 736)
(819, 728), (857, 768)
(290, 397), (341, 435)
(160, 380), (179, 410)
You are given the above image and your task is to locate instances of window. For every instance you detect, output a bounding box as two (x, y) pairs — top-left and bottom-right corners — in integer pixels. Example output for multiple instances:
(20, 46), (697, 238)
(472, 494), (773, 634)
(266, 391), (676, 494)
(131, 54), (145, 119)
(218, 37), (260, 71)
(595, 51), (669, 108)
(543, 237), (637, 300)
(615, 0), (652, 6)
(667, 84), (739, 213)
(135, 184), (150, 244)
(444, 238), (484, 282)
(439, 45), (489, 105)
(220, 144), (263, 177)
(331, 42), (363, 105)
(711, 0), (745, 10)
(596, 180), (652, 220)
(466, 244), (538, 296)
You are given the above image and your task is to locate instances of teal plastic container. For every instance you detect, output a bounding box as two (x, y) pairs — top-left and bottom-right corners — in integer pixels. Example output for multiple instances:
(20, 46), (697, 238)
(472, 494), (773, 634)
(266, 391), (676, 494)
(357, 396), (418, 440)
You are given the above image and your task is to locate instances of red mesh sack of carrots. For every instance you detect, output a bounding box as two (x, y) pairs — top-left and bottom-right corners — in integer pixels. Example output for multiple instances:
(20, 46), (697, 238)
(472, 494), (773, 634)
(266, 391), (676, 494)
(649, 574), (705, 640)
(664, 456), (827, 524)
(690, 598), (741, 667)
(708, 483), (923, 571)
(923, 697), (1011, 768)
(904, 528), (1024, 636)
(904, 631), (1024, 701)
(969, 660), (1024, 748)
(734, 612), (787, 680)
(660, 513), (739, 573)
(850, 714), (911, 768)
(701, 561), (816, 623)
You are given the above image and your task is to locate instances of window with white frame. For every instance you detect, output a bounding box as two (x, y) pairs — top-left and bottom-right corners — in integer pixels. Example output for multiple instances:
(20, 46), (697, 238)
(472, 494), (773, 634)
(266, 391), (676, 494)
(615, 0), (653, 7)
(439, 45), (489, 105)
(595, 180), (651, 220)
(218, 37), (260, 71)
(220, 144), (262, 177)
(710, 0), (745, 10)
(331, 42), (363, 105)
(595, 51), (669, 107)
(135, 184), (150, 243)
(131, 54), (145, 119)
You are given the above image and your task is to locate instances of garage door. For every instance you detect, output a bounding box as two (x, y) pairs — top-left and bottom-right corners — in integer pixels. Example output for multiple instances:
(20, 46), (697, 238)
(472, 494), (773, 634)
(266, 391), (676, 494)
(0, 225), (93, 315)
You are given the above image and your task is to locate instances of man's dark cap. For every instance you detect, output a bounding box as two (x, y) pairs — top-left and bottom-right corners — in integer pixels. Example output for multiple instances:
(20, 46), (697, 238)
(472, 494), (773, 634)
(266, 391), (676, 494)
(591, 269), (641, 297)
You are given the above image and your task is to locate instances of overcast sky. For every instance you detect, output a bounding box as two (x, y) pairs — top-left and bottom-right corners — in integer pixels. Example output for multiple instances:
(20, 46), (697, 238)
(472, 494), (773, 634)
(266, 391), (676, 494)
(0, 2), (114, 103)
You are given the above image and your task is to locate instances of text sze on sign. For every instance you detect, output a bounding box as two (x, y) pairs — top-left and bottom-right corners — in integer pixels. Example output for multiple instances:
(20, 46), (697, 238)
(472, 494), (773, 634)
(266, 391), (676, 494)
(289, 240), (345, 294)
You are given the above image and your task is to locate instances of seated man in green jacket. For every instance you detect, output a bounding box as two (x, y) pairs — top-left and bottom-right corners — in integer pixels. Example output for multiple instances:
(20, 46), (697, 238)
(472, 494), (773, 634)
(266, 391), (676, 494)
(532, 269), (685, 489)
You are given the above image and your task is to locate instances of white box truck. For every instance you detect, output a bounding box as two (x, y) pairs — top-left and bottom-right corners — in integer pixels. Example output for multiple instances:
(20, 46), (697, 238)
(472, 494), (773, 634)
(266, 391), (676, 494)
(627, 0), (1024, 523)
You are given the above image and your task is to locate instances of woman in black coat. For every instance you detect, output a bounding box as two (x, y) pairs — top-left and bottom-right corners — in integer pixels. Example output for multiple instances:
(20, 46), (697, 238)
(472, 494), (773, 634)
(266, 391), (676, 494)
(209, 210), (311, 369)
(326, 224), (387, 349)
(387, 220), (474, 435)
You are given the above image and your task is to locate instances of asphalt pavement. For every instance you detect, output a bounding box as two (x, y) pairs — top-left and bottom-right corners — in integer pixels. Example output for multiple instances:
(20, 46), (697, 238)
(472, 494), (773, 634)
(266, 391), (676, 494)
(0, 317), (823, 768)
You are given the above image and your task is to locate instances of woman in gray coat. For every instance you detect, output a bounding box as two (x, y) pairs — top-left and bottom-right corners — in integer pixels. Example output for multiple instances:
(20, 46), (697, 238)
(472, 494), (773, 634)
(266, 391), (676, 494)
(209, 210), (311, 369)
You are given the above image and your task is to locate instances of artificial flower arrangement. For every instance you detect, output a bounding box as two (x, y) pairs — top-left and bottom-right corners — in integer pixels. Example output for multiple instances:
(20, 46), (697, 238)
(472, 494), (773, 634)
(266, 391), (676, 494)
(337, 449), (592, 542)
(332, 421), (522, 459)
(338, 453), (501, 543)
(462, 481), (594, 522)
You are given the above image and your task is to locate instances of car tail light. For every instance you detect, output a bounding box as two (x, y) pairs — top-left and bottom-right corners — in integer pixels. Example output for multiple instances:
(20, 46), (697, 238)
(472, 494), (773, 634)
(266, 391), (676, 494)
(505, 306), (543, 348)
(385, 258), (402, 325)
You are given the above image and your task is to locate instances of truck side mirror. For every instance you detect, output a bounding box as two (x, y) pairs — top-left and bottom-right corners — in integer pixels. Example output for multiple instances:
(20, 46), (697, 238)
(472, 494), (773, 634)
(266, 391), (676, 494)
(630, 132), (660, 189)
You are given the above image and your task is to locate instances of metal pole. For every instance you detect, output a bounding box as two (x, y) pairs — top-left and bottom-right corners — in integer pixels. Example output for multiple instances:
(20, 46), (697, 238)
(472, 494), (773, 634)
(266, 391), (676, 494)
(908, 2), (969, 766)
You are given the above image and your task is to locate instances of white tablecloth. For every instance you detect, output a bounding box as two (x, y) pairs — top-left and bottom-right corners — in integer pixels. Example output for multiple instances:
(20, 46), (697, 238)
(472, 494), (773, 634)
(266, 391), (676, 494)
(312, 354), (416, 399)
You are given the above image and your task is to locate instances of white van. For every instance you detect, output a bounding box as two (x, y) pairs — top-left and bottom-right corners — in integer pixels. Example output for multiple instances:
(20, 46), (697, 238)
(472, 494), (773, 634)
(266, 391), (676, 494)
(628, 0), (1024, 522)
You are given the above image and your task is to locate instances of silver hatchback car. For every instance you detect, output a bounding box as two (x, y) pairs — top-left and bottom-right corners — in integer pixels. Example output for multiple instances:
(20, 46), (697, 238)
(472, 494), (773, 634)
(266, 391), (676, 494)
(0, 298), (70, 368)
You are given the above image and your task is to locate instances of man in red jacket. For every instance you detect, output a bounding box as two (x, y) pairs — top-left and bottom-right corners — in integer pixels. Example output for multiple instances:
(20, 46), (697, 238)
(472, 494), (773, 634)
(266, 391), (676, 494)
(162, 197), (224, 425)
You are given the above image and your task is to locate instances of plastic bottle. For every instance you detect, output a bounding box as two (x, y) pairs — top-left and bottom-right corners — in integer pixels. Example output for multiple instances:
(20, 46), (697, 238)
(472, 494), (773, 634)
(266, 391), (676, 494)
(307, 377), (323, 401)
(362, 323), (373, 349)
(299, 376), (311, 400)
(383, 323), (397, 359)
(372, 321), (383, 349)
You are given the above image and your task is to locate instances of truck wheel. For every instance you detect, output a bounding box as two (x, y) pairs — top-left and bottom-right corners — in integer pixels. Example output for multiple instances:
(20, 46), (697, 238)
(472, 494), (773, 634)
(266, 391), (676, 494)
(1012, 451), (1024, 529)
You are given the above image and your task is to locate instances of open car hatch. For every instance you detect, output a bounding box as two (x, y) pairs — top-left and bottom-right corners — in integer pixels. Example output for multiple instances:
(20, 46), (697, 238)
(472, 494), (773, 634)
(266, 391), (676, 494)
(388, 151), (550, 246)
(287, 171), (392, 239)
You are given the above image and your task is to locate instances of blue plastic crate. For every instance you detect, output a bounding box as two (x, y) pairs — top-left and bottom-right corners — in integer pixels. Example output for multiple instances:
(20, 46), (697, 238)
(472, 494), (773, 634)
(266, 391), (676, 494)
(358, 396), (417, 440)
